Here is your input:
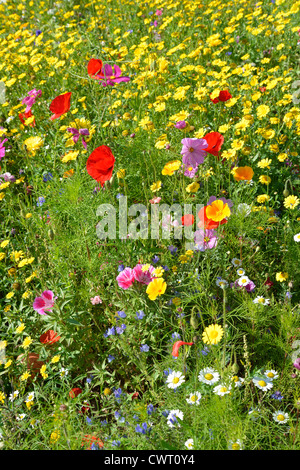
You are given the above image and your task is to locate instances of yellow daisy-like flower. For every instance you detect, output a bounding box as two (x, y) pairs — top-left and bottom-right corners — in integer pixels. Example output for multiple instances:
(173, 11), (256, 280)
(0, 240), (9, 248)
(22, 336), (33, 349)
(51, 355), (61, 364)
(20, 371), (31, 381)
(117, 169), (126, 178)
(15, 323), (25, 334)
(202, 324), (224, 345)
(256, 104), (270, 119)
(257, 158), (272, 169)
(150, 181), (162, 192)
(153, 266), (164, 278)
(283, 195), (299, 210)
(6, 291), (14, 299)
(0, 252), (5, 261)
(259, 175), (271, 185)
(50, 430), (61, 444)
(257, 194), (270, 204)
(276, 272), (288, 282)
(146, 278), (167, 301)
(0, 391), (6, 404)
(61, 150), (79, 163)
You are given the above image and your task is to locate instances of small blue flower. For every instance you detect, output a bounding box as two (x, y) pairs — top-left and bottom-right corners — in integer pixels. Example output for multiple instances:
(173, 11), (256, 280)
(116, 324), (126, 335)
(36, 196), (45, 207)
(86, 416), (92, 425)
(271, 391), (283, 400)
(111, 440), (121, 447)
(36, 29), (42, 36)
(114, 388), (123, 399)
(168, 245), (178, 255)
(136, 422), (150, 434)
(104, 326), (115, 338)
(43, 172), (53, 182)
(108, 355), (115, 363)
(140, 344), (149, 352)
(152, 255), (159, 264)
(100, 419), (108, 426)
(117, 310), (127, 319)
(136, 310), (145, 320)
(118, 264), (125, 272)
(147, 404), (155, 415)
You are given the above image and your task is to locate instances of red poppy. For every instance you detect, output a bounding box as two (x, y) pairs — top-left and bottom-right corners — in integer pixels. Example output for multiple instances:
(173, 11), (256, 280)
(40, 329), (61, 345)
(181, 214), (194, 226)
(81, 435), (104, 450)
(203, 132), (224, 157)
(131, 392), (139, 400)
(87, 58), (103, 79)
(69, 387), (83, 398)
(172, 341), (193, 357)
(49, 92), (72, 120)
(197, 206), (228, 230)
(260, 87), (266, 93)
(264, 277), (274, 289)
(210, 90), (232, 103)
(19, 109), (35, 127)
(86, 145), (115, 186)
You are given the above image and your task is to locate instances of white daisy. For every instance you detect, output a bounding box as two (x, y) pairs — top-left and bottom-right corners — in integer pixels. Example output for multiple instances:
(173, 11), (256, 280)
(185, 438), (194, 449)
(166, 371), (185, 389)
(253, 296), (270, 305)
(237, 275), (250, 287)
(248, 407), (261, 420)
(213, 384), (231, 396)
(9, 390), (19, 402)
(198, 367), (220, 385)
(231, 375), (244, 388)
(272, 411), (289, 424)
(236, 268), (245, 276)
(231, 258), (242, 267)
(25, 392), (35, 403)
(293, 233), (300, 242)
(16, 413), (26, 421)
(252, 377), (273, 391)
(59, 367), (69, 378)
(186, 391), (202, 405)
(216, 278), (228, 289)
(264, 369), (279, 380)
(228, 439), (243, 450)
(167, 409), (184, 428)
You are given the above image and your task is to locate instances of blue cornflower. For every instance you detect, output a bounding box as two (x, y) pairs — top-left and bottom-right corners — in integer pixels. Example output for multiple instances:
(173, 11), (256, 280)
(36, 29), (42, 36)
(140, 344), (149, 352)
(161, 410), (169, 417)
(111, 440), (121, 447)
(271, 391), (283, 400)
(133, 414), (139, 421)
(171, 332), (181, 341)
(135, 423), (150, 434)
(116, 324), (126, 335)
(163, 368), (173, 376)
(147, 404), (155, 415)
(118, 264), (125, 272)
(114, 388), (123, 399)
(168, 245), (178, 255)
(86, 416), (92, 425)
(152, 255), (159, 264)
(36, 196), (45, 207)
(108, 355), (115, 363)
(136, 310), (145, 320)
(162, 265), (169, 271)
(104, 327), (115, 338)
(101, 419), (108, 426)
(117, 310), (127, 319)
(43, 172), (53, 182)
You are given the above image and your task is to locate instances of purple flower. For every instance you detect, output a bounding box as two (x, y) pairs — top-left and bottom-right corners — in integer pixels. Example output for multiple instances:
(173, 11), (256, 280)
(108, 355), (115, 363)
(116, 324), (126, 335)
(97, 64), (130, 87)
(118, 264), (125, 272)
(181, 138), (208, 168)
(140, 344), (149, 352)
(135, 423), (150, 434)
(22, 88), (42, 113)
(0, 172), (15, 182)
(104, 326), (115, 337)
(117, 310), (127, 319)
(67, 127), (90, 149)
(43, 172), (53, 182)
(194, 229), (218, 251)
(152, 255), (159, 264)
(271, 391), (283, 400)
(174, 121), (187, 129)
(37, 196), (45, 207)
(168, 245), (178, 255)
(136, 310), (145, 320)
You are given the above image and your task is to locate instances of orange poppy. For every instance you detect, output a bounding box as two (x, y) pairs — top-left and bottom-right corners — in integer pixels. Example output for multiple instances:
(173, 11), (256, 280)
(232, 166), (254, 181)
(181, 214), (194, 226)
(197, 205), (229, 230)
(86, 145), (115, 186)
(49, 92), (72, 120)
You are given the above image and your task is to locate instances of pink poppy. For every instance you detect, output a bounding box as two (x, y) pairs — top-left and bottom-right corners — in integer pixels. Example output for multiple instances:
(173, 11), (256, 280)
(116, 267), (135, 289)
(132, 264), (154, 285)
(95, 64), (130, 87)
(0, 138), (8, 160)
(22, 88), (42, 113)
(33, 290), (56, 315)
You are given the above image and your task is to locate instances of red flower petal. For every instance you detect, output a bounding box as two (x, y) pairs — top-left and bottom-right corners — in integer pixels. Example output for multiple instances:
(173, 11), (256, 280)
(203, 132), (224, 157)
(87, 58), (103, 79)
(39, 330), (61, 345)
(172, 341), (193, 357)
(69, 387), (83, 398)
(197, 206), (228, 230)
(181, 214), (194, 226)
(86, 145), (115, 186)
(218, 90), (232, 102)
(49, 92), (72, 120)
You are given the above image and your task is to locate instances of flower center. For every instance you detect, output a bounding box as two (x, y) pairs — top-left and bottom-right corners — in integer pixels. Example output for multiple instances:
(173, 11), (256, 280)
(277, 414), (285, 421)
(204, 373), (213, 380)
(204, 237), (210, 242)
(258, 380), (266, 387)
(173, 377), (180, 384)
(190, 395), (197, 402)
(210, 331), (218, 339)
(232, 443), (240, 450)
(267, 372), (274, 378)
(189, 147), (194, 153)
(220, 387), (227, 393)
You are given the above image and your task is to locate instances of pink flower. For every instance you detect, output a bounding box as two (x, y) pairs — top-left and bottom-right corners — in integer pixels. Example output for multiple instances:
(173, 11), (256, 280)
(22, 88), (42, 113)
(90, 296), (102, 305)
(0, 138), (8, 160)
(95, 64), (130, 87)
(67, 127), (90, 149)
(33, 290), (56, 315)
(116, 267), (135, 289)
(194, 229), (218, 251)
(156, 9), (163, 15)
(293, 358), (300, 371)
(133, 264), (154, 285)
(181, 138), (208, 168)
(149, 197), (161, 204)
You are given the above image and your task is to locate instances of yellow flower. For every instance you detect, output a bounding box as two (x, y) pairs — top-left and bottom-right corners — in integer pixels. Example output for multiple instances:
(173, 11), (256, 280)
(0, 192), (5, 201)
(0, 240), (9, 248)
(4, 359), (12, 369)
(206, 200), (231, 222)
(162, 160), (181, 176)
(257, 194), (270, 204)
(256, 104), (270, 119)
(24, 136), (43, 154)
(202, 324), (224, 345)
(186, 182), (200, 193)
(6, 292), (14, 299)
(284, 195), (299, 210)
(259, 175), (271, 185)
(150, 181), (162, 192)
(257, 158), (272, 169)
(277, 153), (288, 162)
(0, 391), (6, 404)
(276, 272), (288, 282)
(50, 430), (61, 444)
(20, 371), (31, 381)
(0, 341), (7, 350)
(146, 278), (167, 301)
(40, 364), (48, 379)
(51, 355), (61, 364)
(22, 337), (33, 349)
(61, 150), (79, 163)
(15, 323), (26, 334)
(0, 252), (5, 261)
(153, 266), (164, 278)
(22, 291), (31, 299)
(25, 213), (32, 219)
(117, 169), (126, 178)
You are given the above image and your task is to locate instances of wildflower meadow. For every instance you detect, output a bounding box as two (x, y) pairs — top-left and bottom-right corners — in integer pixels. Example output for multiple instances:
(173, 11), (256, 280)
(1, 0), (300, 452)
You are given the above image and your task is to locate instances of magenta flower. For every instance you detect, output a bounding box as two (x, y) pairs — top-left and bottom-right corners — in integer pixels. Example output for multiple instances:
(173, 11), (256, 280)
(181, 138), (208, 168)
(194, 229), (218, 251)
(183, 164), (198, 178)
(22, 88), (42, 113)
(97, 64), (130, 87)
(0, 138), (8, 160)
(116, 267), (135, 289)
(67, 127), (90, 149)
(293, 358), (300, 370)
(133, 264), (154, 285)
(208, 195), (234, 208)
(174, 121), (187, 129)
(33, 290), (56, 315)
